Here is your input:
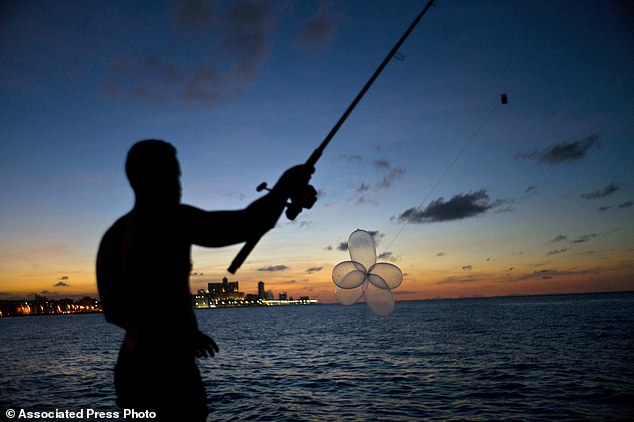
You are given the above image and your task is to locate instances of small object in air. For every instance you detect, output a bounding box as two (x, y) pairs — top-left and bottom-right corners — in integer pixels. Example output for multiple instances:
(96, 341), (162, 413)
(332, 229), (403, 316)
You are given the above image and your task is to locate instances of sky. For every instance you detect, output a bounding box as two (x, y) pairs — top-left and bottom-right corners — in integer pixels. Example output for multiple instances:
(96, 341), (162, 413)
(1, 0), (633, 304)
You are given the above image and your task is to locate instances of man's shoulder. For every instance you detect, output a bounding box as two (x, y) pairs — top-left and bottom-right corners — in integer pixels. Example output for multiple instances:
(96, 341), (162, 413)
(179, 203), (201, 214)
(178, 204), (208, 221)
(96, 213), (132, 329)
(100, 213), (132, 245)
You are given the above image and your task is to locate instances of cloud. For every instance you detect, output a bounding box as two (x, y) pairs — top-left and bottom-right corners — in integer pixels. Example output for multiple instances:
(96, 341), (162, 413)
(436, 252), (446, 257)
(397, 190), (503, 223)
(373, 159), (390, 169)
(221, 191), (247, 201)
(343, 154), (363, 163)
(572, 233), (598, 243)
(257, 265), (288, 272)
(534, 269), (554, 279)
(550, 234), (568, 243)
(367, 230), (381, 239)
(581, 182), (620, 199)
(355, 195), (378, 206)
(336, 231), (383, 251)
(348, 159), (407, 205)
(298, 221), (313, 228)
(306, 267), (322, 273)
(366, 231), (385, 246)
(437, 274), (484, 284)
(295, 1), (343, 55)
(462, 265), (473, 271)
(393, 290), (419, 296)
(183, 1), (275, 103)
(525, 185), (538, 194)
(548, 248), (567, 255)
(353, 159), (406, 203)
(507, 267), (601, 282)
(103, 0), (276, 106)
(59, 276), (69, 280)
(377, 251), (397, 261)
(104, 54), (184, 104)
(53, 281), (70, 287)
(377, 167), (406, 190)
(357, 182), (370, 193)
(358, 167), (406, 197)
(514, 133), (600, 164)
(600, 201), (634, 212)
(172, 0), (215, 32)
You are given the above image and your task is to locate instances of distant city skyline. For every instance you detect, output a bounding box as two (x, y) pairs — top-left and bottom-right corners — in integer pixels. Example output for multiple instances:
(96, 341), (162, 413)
(193, 277), (316, 309)
(1, 1), (633, 303)
(0, 277), (315, 317)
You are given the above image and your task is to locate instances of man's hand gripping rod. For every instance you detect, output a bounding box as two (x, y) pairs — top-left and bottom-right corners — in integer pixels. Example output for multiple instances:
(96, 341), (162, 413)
(228, 0), (435, 274)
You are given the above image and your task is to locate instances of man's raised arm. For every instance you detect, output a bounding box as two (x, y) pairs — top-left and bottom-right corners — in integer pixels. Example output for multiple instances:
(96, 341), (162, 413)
(186, 164), (317, 248)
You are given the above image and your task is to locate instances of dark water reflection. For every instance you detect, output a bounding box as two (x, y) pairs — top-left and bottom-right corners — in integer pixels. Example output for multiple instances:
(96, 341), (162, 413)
(1, 292), (633, 421)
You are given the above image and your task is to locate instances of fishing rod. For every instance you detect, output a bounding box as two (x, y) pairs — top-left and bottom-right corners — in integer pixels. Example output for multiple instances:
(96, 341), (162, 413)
(228, 0), (435, 274)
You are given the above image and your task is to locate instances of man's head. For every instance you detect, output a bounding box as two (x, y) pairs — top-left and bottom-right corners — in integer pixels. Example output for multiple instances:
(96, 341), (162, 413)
(126, 140), (181, 205)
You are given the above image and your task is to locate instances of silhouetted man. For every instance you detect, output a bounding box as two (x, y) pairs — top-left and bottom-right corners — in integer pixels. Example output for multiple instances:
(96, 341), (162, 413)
(97, 140), (316, 421)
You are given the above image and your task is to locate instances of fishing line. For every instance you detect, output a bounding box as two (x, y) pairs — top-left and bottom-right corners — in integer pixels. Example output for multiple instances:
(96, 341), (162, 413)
(380, 100), (501, 256)
(335, 97), (505, 315)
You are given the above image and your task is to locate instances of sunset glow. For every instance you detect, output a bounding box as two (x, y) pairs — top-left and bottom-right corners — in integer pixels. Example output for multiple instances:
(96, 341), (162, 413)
(1, 1), (633, 304)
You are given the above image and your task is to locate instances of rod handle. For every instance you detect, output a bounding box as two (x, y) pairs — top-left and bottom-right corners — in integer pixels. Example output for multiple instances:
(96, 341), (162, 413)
(227, 237), (260, 274)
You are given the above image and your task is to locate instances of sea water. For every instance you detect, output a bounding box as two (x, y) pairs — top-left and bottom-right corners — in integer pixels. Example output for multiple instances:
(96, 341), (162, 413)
(1, 292), (633, 421)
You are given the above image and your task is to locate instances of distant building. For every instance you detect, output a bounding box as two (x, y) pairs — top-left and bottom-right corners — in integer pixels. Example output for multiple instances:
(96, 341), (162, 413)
(193, 290), (211, 308)
(188, 278), (318, 310)
(245, 294), (260, 303)
(0, 296), (102, 317)
(208, 277), (239, 294)
(78, 296), (99, 308)
(258, 281), (265, 300)
(205, 277), (244, 303)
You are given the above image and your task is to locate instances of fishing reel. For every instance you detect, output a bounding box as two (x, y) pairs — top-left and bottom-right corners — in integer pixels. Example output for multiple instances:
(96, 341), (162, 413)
(256, 181), (316, 221)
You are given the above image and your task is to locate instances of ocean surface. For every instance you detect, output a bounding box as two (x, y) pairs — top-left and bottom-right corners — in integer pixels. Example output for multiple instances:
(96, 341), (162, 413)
(1, 292), (633, 421)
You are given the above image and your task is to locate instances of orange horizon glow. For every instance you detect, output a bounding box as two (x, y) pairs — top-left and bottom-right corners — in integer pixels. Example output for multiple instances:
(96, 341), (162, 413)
(2, 254), (632, 304)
